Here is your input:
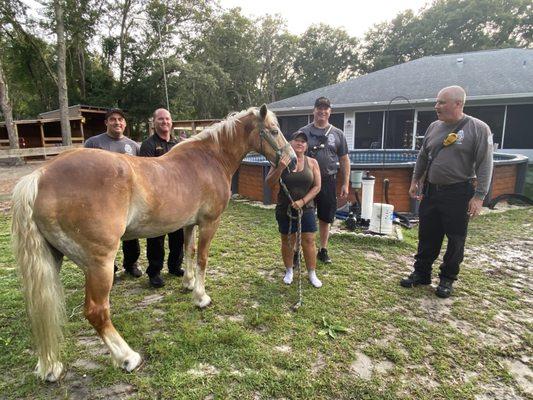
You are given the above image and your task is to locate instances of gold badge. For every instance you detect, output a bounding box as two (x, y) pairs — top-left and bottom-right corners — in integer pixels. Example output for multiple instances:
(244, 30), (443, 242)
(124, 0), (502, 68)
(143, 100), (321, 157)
(443, 132), (458, 147)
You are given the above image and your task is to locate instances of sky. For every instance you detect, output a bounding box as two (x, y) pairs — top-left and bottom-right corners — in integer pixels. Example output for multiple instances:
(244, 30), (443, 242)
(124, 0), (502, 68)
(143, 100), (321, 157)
(218, 0), (430, 38)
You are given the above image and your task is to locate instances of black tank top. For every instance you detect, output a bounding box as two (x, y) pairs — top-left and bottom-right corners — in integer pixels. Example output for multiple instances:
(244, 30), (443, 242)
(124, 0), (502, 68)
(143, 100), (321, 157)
(277, 156), (315, 210)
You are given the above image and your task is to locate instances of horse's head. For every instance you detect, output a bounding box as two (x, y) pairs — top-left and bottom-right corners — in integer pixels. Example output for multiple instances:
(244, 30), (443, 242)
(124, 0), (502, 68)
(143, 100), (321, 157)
(252, 104), (297, 170)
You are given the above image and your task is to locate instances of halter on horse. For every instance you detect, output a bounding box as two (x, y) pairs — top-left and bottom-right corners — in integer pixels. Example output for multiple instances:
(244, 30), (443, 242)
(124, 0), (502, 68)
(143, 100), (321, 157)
(11, 104), (295, 382)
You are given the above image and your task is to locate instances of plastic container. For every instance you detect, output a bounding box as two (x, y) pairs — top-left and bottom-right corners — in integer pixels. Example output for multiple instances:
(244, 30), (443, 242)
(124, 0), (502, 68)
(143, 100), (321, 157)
(369, 203), (395, 235)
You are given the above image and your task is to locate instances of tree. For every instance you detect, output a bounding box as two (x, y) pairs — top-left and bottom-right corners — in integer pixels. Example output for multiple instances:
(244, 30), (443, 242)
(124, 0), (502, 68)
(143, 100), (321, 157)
(256, 15), (298, 103)
(292, 24), (359, 94)
(186, 8), (260, 117)
(0, 57), (18, 150)
(53, 0), (72, 145)
(361, 0), (533, 73)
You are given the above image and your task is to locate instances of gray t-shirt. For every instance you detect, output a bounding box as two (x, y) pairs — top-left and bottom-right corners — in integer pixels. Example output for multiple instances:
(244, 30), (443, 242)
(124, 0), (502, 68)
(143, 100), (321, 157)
(84, 132), (140, 156)
(300, 123), (348, 177)
(413, 115), (493, 198)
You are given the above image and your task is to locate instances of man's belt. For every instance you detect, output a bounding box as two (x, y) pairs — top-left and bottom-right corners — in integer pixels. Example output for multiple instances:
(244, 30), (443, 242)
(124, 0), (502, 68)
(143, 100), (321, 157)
(428, 180), (472, 191)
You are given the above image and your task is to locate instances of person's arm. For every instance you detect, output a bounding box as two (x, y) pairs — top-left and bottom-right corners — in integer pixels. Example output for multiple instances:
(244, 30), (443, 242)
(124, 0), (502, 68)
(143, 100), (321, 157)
(468, 123), (494, 217)
(265, 153), (291, 189)
(339, 154), (350, 198)
(292, 157), (321, 210)
(410, 129), (431, 199)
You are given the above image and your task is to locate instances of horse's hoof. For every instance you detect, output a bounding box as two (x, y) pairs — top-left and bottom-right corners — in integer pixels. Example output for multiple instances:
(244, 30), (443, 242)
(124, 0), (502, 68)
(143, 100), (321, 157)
(194, 294), (211, 308)
(36, 361), (64, 382)
(121, 351), (142, 372)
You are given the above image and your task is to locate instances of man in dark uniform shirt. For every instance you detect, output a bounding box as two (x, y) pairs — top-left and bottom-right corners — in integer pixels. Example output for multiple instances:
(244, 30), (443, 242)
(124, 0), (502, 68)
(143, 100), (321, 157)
(84, 108), (143, 278)
(140, 108), (185, 288)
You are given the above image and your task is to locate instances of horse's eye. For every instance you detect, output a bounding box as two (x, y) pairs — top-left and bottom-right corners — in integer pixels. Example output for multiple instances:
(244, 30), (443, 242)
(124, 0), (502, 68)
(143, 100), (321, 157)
(271, 129), (278, 136)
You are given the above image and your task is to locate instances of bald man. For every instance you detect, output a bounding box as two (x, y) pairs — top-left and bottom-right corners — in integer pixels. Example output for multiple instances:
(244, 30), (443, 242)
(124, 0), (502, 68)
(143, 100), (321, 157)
(400, 86), (493, 298)
(140, 108), (185, 288)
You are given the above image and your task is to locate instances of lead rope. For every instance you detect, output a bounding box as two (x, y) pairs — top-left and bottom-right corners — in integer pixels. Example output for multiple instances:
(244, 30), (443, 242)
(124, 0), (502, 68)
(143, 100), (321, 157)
(279, 178), (304, 311)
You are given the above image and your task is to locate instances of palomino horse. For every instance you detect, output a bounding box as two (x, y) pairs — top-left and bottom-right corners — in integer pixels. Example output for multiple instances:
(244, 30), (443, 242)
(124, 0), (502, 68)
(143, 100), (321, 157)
(11, 105), (295, 382)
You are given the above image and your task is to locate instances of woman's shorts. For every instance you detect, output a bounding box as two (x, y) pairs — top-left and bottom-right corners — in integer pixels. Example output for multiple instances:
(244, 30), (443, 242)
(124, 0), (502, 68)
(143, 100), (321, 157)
(276, 207), (317, 234)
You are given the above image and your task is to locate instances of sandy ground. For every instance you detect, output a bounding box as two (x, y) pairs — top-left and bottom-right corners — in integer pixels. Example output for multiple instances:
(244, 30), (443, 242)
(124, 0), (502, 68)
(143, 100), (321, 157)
(0, 161), (44, 213)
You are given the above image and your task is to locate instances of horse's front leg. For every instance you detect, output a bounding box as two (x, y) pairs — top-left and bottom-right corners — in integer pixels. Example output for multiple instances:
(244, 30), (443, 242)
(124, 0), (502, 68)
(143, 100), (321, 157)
(84, 258), (142, 372)
(192, 219), (220, 308)
(182, 225), (196, 291)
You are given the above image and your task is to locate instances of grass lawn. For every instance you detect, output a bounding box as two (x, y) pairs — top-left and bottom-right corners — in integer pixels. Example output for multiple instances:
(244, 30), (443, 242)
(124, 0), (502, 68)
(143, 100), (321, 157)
(0, 202), (531, 399)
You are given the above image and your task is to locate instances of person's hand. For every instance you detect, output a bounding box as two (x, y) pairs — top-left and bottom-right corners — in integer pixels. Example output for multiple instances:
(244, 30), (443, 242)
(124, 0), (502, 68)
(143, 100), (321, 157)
(340, 184), (349, 198)
(468, 197), (483, 218)
(291, 199), (305, 210)
(409, 181), (423, 200)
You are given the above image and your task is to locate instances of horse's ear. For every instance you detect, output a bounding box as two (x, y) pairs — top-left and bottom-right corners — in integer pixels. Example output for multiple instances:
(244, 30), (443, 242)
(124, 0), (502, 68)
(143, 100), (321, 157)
(259, 104), (268, 120)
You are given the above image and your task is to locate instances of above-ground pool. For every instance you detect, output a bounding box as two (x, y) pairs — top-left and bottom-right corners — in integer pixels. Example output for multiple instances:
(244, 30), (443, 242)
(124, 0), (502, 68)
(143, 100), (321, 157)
(232, 150), (529, 213)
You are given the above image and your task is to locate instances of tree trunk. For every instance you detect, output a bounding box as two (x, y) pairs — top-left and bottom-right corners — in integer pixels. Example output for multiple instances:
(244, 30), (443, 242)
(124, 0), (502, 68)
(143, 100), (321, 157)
(0, 59), (23, 164)
(54, 0), (72, 146)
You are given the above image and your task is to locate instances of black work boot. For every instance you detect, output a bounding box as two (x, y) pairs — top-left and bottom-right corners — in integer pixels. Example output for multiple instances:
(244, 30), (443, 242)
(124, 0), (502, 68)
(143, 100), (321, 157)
(436, 277), (454, 298)
(168, 267), (185, 277)
(317, 248), (332, 264)
(124, 262), (143, 278)
(400, 271), (431, 287)
(149, 273), (165, 288)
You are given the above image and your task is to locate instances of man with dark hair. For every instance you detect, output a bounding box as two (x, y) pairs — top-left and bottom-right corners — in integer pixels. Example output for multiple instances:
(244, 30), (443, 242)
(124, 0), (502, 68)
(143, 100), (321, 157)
(299, 97), (350, 264)
(400, 85), (493, 298)
(140, 108), (185, 288)
(84, 108), (142, 278)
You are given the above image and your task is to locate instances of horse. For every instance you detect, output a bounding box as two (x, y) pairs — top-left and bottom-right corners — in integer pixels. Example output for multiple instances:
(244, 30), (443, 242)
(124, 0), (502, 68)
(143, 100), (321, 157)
(11, 104), (296, 382)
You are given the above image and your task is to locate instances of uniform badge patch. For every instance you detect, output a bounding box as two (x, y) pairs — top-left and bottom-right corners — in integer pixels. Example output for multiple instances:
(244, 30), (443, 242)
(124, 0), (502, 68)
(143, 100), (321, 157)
(456, 130), (465, 144)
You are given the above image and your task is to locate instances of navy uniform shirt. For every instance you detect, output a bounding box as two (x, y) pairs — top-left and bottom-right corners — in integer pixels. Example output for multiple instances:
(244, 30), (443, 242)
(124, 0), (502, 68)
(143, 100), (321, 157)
(140, 133), (179, 157)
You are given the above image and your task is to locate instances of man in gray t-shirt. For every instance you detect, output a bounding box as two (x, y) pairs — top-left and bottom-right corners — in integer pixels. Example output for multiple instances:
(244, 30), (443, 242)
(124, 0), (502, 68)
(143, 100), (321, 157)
(299, 97), (350, 264)
(84, 108), (142, 278)
(400, 86), (493, 299)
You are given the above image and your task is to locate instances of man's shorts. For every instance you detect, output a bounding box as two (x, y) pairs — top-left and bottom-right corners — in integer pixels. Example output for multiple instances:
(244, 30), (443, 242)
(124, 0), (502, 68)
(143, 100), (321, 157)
(276, 207), (317, 234)
(315, 174), (337, 224)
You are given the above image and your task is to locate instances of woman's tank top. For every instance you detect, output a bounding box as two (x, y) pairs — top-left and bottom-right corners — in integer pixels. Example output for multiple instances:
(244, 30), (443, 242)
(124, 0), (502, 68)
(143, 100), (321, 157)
(277, 156), (315, 210)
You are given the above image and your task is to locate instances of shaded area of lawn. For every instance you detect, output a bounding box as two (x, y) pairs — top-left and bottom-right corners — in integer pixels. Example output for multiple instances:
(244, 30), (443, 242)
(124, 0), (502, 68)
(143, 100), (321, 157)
(0, 203), (531, 399)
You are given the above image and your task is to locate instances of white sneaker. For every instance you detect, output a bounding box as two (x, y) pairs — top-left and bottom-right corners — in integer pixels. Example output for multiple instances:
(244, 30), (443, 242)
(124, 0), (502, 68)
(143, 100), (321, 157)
(283, 268), (293, 285)
(308, 270), (322, 288)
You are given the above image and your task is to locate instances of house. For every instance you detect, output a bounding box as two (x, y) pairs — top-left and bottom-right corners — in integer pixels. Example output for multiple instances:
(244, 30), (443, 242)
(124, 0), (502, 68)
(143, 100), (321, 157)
(269, 48), (533, 161)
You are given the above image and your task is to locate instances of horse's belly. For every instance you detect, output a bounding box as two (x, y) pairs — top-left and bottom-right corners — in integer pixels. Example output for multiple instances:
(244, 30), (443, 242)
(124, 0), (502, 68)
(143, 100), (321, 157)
(123, 215), (197, 240)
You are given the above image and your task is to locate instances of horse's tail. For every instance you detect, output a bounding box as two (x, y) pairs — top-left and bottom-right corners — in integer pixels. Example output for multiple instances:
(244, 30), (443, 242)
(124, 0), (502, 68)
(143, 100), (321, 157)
(11, 171), (65, 381)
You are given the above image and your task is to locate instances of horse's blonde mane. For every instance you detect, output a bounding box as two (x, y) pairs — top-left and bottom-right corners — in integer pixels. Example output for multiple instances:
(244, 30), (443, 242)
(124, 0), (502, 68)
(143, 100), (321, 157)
(189, 107), (278, 146)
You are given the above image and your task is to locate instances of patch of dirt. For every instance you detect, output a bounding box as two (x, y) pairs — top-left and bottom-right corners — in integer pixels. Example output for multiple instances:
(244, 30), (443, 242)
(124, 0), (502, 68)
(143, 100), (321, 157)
(0, 161), (44, 212)
(418, 297), (453, 320)
(349, 351), (374, 381)
(61, 371), (93, 400)
(187, 363), (220, 377)
(216, 314), (244, 323)
(474, 384), (525, 400)
(77, 335), (109, 356)
(273, 345), (291, 353)
(72, 359), (103, 371)
(502, 358), (533, 396)
(93, 383), (136, 399)
(310, 352), (326, 376)
(138, 293), (164, 308)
